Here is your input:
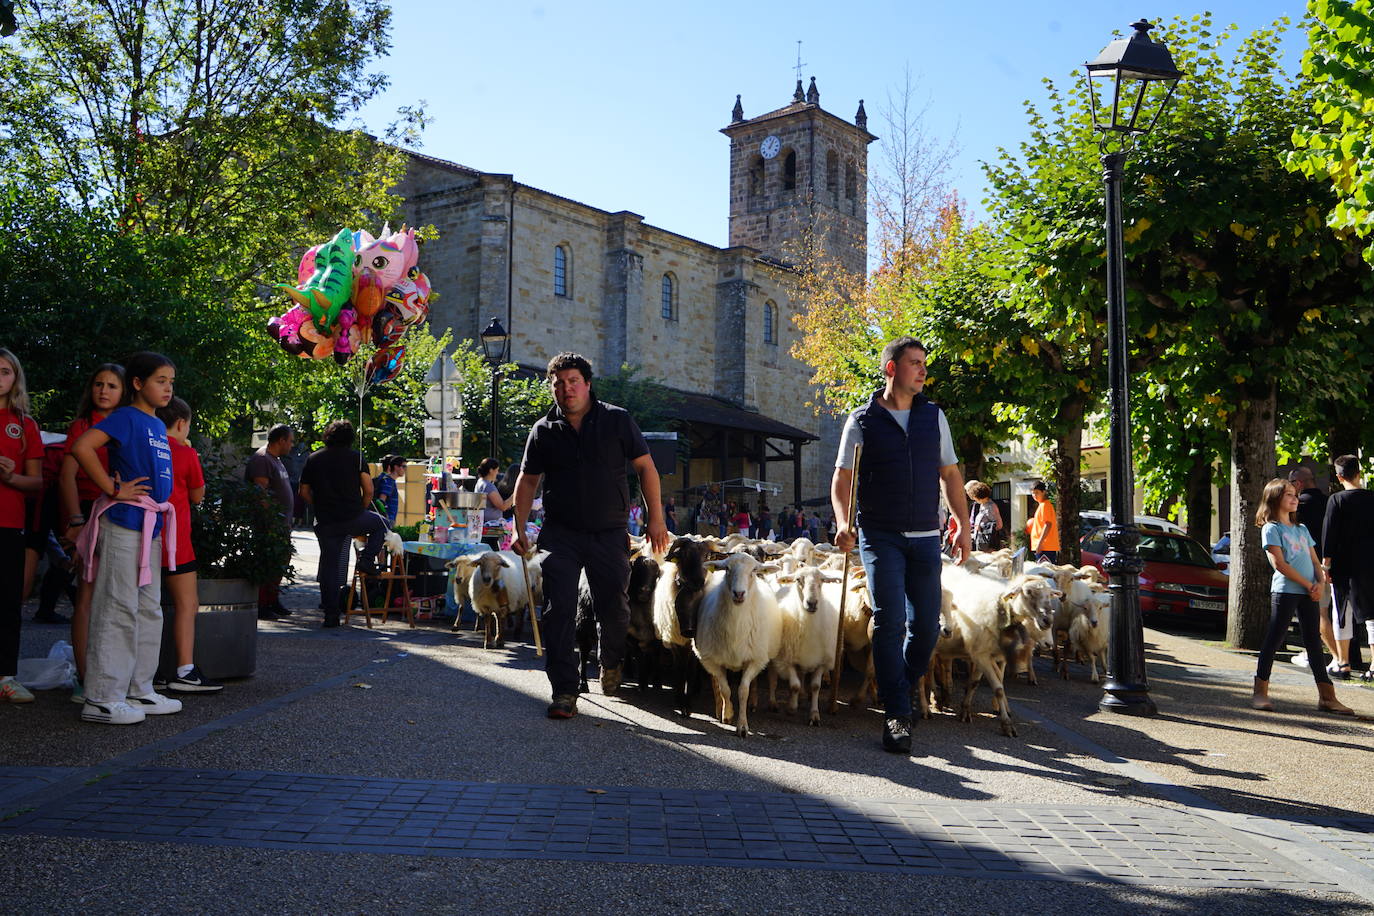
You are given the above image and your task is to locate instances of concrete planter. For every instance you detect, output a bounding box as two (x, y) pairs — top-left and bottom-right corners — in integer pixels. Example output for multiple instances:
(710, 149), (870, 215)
(158, 577), (259, 681)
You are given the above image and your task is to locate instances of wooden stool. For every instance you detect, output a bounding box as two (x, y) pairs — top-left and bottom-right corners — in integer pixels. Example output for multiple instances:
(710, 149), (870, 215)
(345, 549), (416, 629)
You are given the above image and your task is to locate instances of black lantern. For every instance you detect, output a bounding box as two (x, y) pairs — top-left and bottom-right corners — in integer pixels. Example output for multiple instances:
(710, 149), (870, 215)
(479, 317), (509, 460)
(1083, 21), (1181, 717)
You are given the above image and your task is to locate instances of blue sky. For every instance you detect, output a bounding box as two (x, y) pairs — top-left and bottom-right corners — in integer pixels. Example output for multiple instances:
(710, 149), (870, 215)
(358, 1), (1308, 249)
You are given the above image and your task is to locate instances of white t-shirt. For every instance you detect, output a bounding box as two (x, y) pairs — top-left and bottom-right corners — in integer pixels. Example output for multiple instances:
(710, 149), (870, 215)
(834, 402), (958, 538)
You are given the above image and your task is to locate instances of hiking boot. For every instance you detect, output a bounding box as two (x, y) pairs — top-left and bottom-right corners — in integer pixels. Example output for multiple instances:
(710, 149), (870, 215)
(168, 665), (223, 694)
(600, 665), (622, 697)
(0, 676), (34, 704)
(82, 699), (145, 725)
(125, 692), (183, 715)
(546, 694), (578, 719)
(882, 715), (912, 753)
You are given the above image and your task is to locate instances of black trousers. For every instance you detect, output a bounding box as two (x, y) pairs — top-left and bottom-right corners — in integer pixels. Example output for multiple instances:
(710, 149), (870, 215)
(1, 528), (24, 676)
(538, 524), (630, 697)
(314, 510), (387, 618)
(1256, 590), (1331, 684)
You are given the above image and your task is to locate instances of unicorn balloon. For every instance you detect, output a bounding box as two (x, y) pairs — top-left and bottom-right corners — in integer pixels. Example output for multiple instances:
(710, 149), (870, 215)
(351, 224), (418, 336)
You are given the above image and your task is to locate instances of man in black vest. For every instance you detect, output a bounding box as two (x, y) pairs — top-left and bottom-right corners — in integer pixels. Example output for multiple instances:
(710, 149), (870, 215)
(514, 352), (669, 719)
(832, 337), (970, 753)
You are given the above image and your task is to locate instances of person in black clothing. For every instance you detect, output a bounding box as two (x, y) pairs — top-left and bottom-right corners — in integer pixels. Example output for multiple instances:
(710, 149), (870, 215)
(1289, 465), (1342, 672)
(298, 420), (386, 629)
(1322, 455), (1374, 680)
(513, 352), (669, 719)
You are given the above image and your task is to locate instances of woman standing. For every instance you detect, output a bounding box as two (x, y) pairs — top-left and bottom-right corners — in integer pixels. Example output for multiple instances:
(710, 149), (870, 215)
(0, 349), (44, 703)
(965, 480), (1005, 552)
(474, 457), (513, 549)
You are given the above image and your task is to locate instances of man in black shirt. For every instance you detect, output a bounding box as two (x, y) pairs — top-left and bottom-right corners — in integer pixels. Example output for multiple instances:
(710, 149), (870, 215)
(1290, 465), (1339, 671)
(514, 352), (669, 719)
(1322, 455), (1374, 680)
(299, 420), (386, 629)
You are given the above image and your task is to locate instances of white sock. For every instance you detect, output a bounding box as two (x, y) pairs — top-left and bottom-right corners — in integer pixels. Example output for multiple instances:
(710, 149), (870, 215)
(176, 664), (194, 678)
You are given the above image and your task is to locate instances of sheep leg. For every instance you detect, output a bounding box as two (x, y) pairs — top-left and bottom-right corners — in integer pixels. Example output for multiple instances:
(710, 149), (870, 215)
(670, 645), (693, 717)
(482, 613), (495, 650)
(767, 667), (780, 712)
(917, 672), (933, 720)
(1018, 644), (1037, 686)
(700, 658), (733, 724)
(807, 667), (825, 726)
(972, 655), (1017, 738)
(786, 668), (802, 716)
(959, 663), (983, 723)
(1054, 627), (1070, 680)
(735, 660), (769, 737)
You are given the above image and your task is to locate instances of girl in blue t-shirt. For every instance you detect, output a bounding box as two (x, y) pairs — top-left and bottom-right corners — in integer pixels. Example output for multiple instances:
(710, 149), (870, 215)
(70, 352), (181, 726)
(1252, 478), (1352, 715)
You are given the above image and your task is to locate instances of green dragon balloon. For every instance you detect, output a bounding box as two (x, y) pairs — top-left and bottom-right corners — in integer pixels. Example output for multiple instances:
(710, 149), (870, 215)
(279, 227), (354, 333)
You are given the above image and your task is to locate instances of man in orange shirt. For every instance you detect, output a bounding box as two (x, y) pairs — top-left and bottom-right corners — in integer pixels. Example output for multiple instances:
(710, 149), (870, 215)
(1028, 481), (1059, 563)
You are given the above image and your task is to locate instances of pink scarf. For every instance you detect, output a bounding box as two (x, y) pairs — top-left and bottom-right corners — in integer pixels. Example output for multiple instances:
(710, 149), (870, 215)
(75, 494), (177, 587)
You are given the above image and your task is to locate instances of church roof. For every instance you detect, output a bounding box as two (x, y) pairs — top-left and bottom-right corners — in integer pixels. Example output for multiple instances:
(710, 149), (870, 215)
(402, 148), (483, 176)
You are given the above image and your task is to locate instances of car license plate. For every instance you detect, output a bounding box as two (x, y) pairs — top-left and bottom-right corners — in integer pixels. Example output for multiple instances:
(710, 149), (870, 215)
(1191, 599), (1224, 611)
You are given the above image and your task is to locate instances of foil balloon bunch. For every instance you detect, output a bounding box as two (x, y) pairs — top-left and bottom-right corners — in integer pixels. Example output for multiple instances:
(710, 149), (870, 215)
(267, 224), (432, 386)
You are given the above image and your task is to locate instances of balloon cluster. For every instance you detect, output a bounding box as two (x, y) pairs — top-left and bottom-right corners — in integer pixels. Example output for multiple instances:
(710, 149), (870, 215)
(267, 224), (432, 386)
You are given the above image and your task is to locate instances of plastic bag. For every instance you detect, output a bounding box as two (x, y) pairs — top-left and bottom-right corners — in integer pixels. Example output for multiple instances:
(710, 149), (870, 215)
(18, 650), (77, 690)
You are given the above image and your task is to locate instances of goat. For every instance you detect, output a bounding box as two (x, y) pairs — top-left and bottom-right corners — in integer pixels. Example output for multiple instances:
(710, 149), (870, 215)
(693, 552), (782, 737)
(767, 565), (842, 725)
(652, 537), (709, 716)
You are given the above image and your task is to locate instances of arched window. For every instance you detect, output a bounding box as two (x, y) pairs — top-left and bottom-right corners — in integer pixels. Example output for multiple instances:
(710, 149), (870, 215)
(826, 150), (838, 203)
(782, 150), (797, 192)
(661, 273), (677, 320)
(763, 300), (778, 345)
(844, 161), (857, 201)
(553, 244), (569, 297)
(748, 155), (764, 201)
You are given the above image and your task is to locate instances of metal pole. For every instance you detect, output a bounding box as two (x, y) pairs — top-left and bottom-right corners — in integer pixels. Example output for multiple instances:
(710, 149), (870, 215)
(439, 356), (448, 481)
(1099, 150), (1156, 716)
(489, 366), (500, 460)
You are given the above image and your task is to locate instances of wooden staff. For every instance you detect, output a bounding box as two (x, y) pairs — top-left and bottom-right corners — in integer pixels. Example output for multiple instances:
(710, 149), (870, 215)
(829, 442), (862, 714)
(519, 545), (544, 657)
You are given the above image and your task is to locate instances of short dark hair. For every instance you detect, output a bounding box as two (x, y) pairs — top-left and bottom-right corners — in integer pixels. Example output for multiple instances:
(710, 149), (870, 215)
(322, 419), (354, 448)
(477, 457), (500, 477)
(1334, 455), (1361, 481)
(386, 455), (407, 471)
(966, 480), (991, 500)
(1032, 480), (1048, 492)
(880, 336), (927, 371)
(1287, 466), (1314, 485)
(123, 351), (175, 405)
(267, 423), (294, 444)
(546, 352), (592, 383)
(155, 396), (192, 428)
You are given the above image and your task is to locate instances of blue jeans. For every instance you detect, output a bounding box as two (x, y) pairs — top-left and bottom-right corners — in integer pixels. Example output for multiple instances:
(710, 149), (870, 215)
(858, 528), (943, 718)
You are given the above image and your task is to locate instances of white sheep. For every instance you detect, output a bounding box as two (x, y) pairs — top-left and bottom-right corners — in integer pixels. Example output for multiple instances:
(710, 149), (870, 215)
(451, 550), (534, 649)
(692, 552), (782, 737)
(767, 565), (842, 726)
(1066, 589), (1112, 683)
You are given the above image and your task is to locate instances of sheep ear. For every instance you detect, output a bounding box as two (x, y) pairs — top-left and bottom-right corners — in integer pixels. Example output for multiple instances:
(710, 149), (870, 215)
(821, 573), (843, 583)
(757, 562), (779, 574)
(704, 559), (728, 570)
(776, 573), (796, 584)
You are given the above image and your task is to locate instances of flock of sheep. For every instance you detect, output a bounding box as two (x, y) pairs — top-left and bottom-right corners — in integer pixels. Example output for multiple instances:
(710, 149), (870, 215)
(446, 535), (1115, 739)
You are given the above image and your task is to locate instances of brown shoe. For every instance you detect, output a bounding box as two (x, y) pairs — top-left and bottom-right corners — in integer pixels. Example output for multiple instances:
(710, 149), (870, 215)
(1317, 682), (1354, 715)
(547, 694), (578, 719)
(600, 665), (622, 697)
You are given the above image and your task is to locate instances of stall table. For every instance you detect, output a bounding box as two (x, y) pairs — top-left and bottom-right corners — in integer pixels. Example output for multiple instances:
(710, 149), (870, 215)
(402, 541), (487, 620)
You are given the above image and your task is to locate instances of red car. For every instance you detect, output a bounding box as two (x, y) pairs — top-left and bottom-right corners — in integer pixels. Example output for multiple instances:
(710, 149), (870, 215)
(1079, 527), (1230, 623)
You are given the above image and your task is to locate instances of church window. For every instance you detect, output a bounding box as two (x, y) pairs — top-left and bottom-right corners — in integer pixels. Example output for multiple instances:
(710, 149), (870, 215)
(748, 155), (764, 201)
(661, 273), (677, 321)
(844, 161), (857, 201)
(763, 300), (778, 345)
(826, 150), (838, 203)
(554, 244), (569, 297)
(782, 150), (797, 192)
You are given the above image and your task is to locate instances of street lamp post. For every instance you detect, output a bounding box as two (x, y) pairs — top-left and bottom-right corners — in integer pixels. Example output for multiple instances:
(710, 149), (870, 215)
(479, 317), (510, 460)
(1083, 20), (1182, 716)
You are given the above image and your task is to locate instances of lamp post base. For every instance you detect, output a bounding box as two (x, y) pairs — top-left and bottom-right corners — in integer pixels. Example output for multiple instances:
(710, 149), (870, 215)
(1098, 680), (1158, 716)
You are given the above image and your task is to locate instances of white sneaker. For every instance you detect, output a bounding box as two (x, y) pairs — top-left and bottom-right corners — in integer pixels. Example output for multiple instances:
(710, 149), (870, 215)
(125, 692), (183, 715)
(82, 699), (146, 725)
(1291, 651), (1309, 668)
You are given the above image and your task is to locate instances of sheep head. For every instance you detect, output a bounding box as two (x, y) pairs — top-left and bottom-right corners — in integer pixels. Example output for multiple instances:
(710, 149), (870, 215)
(777, 564), (842, 614)
(474, 552), (512, 591)
(706, 553), (778, 604)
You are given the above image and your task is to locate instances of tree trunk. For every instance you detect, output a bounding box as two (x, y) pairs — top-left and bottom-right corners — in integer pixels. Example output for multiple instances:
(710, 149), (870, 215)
(1184, 449), (1213, 544)
(1050, 403), (1085, 567)
(957, 432), (986, 484)
(1226, 380), (1278, 650)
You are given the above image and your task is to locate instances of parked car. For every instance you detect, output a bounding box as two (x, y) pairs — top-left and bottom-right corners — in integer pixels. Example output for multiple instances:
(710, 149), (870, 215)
(1079, 510), (1188, 538)
(1211, 532), (1231, 575)
(1080, 527), (1229, 624)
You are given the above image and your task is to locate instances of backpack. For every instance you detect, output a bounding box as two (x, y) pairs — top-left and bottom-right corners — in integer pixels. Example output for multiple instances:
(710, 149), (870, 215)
(972, 503), (1002, 552)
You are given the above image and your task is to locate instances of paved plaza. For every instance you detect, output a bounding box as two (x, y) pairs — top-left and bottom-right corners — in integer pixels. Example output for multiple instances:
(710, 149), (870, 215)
(3, 532), (1374, 914)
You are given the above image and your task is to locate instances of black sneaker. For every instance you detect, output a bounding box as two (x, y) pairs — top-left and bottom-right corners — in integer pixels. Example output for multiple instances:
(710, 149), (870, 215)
(168, 665), (223, 694)
(882, 715), (913, 753)
(547, 694), (578, 719)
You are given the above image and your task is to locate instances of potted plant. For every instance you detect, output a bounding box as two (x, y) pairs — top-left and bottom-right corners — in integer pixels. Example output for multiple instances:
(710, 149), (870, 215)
(159, 475), (295, 679)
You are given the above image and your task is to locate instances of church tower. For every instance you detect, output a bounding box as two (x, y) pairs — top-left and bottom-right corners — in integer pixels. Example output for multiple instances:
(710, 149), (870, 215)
(721, 78), (876, 277)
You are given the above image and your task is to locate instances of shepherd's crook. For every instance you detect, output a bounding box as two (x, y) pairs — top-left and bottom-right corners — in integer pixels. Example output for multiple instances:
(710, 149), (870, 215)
(829, 443), (862, 714)
(520, 546), (544, 657)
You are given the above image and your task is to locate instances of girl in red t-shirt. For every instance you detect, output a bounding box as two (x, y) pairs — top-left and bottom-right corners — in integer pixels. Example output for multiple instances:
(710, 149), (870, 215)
(155, 397), (216, 693)
(0, 348), (45, 703)
(58, 363), (124, 699)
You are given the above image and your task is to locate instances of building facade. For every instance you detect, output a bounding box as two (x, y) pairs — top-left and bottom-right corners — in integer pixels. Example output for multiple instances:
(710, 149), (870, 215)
(394, 79), (874, 510)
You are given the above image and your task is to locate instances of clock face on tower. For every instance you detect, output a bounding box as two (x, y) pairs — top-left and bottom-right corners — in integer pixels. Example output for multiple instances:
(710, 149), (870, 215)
(759, 135), (781, 160)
